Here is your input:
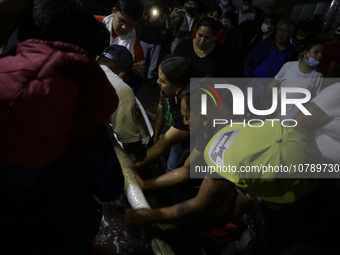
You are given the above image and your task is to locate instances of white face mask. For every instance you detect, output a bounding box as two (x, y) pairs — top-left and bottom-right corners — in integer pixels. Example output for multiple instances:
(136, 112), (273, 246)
(261, 23), (270, 33)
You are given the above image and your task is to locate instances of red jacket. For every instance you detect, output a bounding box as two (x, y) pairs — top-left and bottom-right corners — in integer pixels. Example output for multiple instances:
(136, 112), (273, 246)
(0, 39), (118, 170)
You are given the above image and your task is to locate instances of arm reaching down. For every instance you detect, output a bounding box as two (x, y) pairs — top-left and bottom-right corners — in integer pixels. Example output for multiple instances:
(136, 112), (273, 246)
(153, 91), (165, 145)
(141, 148), (202, 190)
(125, 177), (252, 228)
(135, 126), (189, 170)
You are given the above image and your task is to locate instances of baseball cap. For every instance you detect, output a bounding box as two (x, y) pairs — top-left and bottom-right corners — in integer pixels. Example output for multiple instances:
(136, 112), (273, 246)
(204, 120), (318, 204)
(100, 45), (134, 71)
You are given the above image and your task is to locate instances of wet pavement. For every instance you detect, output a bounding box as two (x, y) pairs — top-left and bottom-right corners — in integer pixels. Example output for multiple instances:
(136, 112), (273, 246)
(93, 195), (154, 255)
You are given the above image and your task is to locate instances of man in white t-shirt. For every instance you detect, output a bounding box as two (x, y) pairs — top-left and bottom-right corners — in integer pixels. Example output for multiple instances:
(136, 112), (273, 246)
(97, 45), (143, 154)
(272, 61), (323, 120)
(295, 82), (340, 163)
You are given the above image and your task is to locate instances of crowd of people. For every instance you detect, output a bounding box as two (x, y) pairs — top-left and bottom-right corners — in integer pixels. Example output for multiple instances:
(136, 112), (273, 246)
(1, 0), (340, 254)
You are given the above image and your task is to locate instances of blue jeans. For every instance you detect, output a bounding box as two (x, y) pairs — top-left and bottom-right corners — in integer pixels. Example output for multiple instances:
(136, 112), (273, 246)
(165, 139), (190, 174)
(140, 41), (161, 80)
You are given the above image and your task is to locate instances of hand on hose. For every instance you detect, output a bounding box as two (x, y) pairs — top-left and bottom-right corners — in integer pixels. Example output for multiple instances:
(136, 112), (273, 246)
(125, 208), (152, 226)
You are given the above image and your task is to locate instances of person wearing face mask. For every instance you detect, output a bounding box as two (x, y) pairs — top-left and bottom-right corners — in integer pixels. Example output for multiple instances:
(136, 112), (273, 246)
(264, 40), (325, 120)
(246, 7), (258, 21)
(166, 0), (198, 53)
(243, 19), (299, 115)
(248, 14), (277, 52)
(219, 0), (236, 17)
(244, 18), (299, 79)
(238, 0), (252, 24)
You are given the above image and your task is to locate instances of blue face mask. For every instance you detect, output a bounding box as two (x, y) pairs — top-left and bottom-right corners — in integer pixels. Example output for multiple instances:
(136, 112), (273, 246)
(242, 5), (249, 11)
(305, 52), (319, 68)
(221, 0), (229, 7)
(248, 13), (255, 20)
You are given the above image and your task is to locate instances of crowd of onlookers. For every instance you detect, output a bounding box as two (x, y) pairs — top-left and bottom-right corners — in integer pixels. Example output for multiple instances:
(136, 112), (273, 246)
(133, 0), (339, 81)
(1, 0), (340, 254)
